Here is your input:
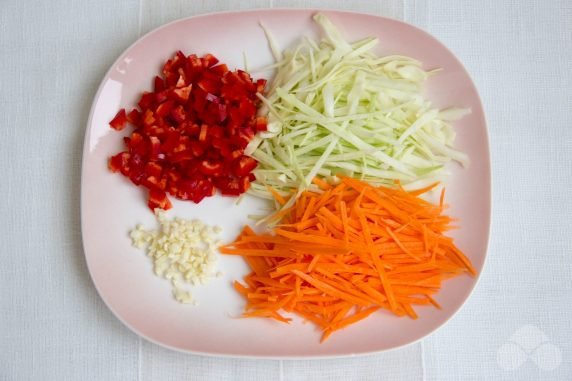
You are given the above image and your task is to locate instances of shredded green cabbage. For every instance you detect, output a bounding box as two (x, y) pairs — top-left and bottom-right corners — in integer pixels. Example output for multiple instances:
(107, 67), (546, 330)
(248, 13), (469, 203)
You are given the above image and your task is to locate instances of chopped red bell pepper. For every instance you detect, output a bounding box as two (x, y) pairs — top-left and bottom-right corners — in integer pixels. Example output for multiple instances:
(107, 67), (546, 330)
(154, 76), (166, 92)
(108, 152), (130, 173)
(148, 189), (172, 210)
(254, 116), (268, 131)
(138, 92), (156, 110)
(126, 109), (141, 126)
(109, 109), (128, 131)
(199, 160), (224, 176)
(233, 156), (258, 177)
(108, 51), (267, 210)
(145, 162), (163, 178)
(172, 84), (192, 103)
(201, 53), (219, 68)
(170, 105), (187, 123)
(156, 100), (175, 117)
(155, 89), (170, 104)
(239, 176), (251, 193)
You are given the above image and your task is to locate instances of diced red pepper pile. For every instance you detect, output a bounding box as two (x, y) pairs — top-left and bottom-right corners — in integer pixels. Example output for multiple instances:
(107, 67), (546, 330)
(108, 51), (267, 211)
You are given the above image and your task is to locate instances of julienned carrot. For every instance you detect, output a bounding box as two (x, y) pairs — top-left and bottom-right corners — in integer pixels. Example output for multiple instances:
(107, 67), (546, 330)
(220, 176), (476, 342)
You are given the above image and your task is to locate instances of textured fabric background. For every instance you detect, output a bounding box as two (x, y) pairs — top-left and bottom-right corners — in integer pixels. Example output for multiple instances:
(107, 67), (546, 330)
(1, 0), (571, 380)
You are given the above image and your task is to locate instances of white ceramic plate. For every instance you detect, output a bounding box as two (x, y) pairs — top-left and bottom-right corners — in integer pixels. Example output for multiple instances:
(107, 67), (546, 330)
(82, 9), (491, 358)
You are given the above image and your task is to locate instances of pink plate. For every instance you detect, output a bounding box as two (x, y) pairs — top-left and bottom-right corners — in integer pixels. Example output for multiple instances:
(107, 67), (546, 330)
(82, 9), (491, 358)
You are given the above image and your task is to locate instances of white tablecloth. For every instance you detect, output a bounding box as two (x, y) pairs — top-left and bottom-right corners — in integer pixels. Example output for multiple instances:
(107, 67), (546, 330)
(2, 0), (571, 380)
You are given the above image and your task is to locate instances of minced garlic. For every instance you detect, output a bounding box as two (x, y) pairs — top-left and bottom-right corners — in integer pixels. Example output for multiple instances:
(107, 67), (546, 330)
(130, 210), (222, 304)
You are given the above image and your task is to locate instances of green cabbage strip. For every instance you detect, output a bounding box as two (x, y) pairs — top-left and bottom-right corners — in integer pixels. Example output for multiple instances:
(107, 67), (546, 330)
(249, 13), (469, 208)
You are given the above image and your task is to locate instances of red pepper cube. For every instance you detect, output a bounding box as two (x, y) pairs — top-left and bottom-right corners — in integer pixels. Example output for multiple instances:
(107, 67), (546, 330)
(166, 169), (182, 184)
(239, 99), (256, 118)
(230, 149), (243, 160)
(128, 152), (145, 171)
(221, 83), (248, 101)
(189, 141), (205, 157)
(148, 136), (161, 160)
(145, 162), (163, 178)
(164, 51), (185, 74)
(161, 129), (180, 154)
(172, 84), (192, 103)
(142, 109), (156, 127)
(154, 89), (171, 104)
(148, 188), (172, 211)
(217, 178), (241, 196)
(181, 122), (200, 137)
(176, 73), (187, 88)
(177, 176), (215, 203)
(256, 78), (267, 93)
(128, 131), (144, 147)
(198, 78), (221, 95)
(128, 142), (148, 157)
(154, 76), (166, 92)
(170, 105), (187, 123)
(175, 50), (186, 63)
(254, 116), (268, 131)
(227, 106), (245, 126)
(201, 53), (219, 68)
(239, 176), (251, 193)
(128, 168), (145, 185)
(237, 70), (252, 84)
(144, 175), (167, 191)
(164, 71), (179, 87)
(138, 92), (156, 110)
(155, 100), (175, 117)
(210, 64), (229, 76)
(228, 131), (251, 149)
(199, 160), (224, 176)
(241, 126), (256, 140)
(221, 71), (238, 85)
(162, 59), (174, 77)
(146, 125), (166, 139)
(211, 137), (231, 157)
(109, 109), (128, 131)
(192, 88), (208, 114)
(233, 156), (258, 177)
(126, 109), (141, 126)
(108, 152), (130, 173)
(173, 136), (190, 152)
(209, 125), (224, 139)
(187, 54), (202, 67)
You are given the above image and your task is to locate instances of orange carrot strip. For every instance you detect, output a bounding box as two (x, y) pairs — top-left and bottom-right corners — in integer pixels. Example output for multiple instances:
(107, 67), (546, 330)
(307, 254), (322, 272)
(267, 185), (287, 206)
(327, 306), (380, 332)
(292, 270), (371, 307)
(356, 208), (398, 312)
(301, 197), (318, 223)
(219, 248), (300, 258)
(408, 182), (440, 196)
(233, 281), (249, 297)
(401, 303), (418, 319)
(312, 177), (331, 190)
